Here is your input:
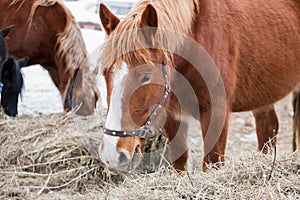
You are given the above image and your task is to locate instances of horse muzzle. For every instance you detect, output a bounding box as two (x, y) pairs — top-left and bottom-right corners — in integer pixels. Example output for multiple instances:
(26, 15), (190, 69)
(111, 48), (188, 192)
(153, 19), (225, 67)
(99, 135), (142, 171)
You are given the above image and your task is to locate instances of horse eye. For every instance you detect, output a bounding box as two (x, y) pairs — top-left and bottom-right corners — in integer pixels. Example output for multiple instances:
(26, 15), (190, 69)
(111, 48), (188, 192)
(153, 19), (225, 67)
(141, 73), (151, 83)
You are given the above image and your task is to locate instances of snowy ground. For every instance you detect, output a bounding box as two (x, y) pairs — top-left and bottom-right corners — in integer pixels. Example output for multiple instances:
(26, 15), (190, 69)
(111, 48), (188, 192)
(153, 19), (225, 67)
(18, 29), (106, 115)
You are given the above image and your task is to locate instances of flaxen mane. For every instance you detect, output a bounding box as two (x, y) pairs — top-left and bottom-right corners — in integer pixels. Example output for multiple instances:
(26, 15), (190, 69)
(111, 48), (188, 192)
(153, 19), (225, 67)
(55, 12), (94, 99)
(100, 0), (200, 72)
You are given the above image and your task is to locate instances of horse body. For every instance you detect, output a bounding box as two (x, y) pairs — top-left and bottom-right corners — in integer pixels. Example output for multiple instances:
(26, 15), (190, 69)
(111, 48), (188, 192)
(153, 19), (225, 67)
(99, 0), (300, 171)
(0, 0), (99, 115)
(229, 1), (300, 111)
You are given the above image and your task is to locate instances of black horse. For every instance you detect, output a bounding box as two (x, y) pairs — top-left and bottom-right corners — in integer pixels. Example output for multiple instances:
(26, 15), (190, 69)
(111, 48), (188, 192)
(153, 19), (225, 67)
(1, 56), (28, 117)
(0, 25), (29, 117)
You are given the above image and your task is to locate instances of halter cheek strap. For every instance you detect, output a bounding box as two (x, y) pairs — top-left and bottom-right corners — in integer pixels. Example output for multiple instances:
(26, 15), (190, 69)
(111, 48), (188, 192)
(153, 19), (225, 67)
(103, 63), (170, 139)
(0, 82), (3, 93)
(65, 80), (73, 110)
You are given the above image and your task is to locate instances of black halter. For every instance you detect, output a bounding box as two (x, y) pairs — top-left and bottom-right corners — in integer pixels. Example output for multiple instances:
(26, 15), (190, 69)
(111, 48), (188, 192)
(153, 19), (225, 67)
(0, 82), (3, 93)
(103, 64), (170, 139)
(65, 80), (74, 110)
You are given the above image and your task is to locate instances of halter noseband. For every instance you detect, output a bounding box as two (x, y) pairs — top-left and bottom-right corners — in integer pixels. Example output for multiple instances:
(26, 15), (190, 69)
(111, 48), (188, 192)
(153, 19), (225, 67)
(103, 63), (170, 139)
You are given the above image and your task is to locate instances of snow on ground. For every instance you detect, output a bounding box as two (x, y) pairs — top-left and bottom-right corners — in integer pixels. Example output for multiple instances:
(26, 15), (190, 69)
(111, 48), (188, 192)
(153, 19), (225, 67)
(18, 66), (63, 115)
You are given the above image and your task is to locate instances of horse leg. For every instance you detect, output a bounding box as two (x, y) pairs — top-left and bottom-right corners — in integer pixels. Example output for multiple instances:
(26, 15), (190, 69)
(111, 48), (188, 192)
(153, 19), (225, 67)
(164, 114), (189, 172)
(200, 107), (230, 171)
(252, 105), (278, 153)
(292, 88), (300, 151)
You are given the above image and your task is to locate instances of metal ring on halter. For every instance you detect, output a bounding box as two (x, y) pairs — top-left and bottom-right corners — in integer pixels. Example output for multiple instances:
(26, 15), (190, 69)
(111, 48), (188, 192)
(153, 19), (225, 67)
(139, 126), (155, 138)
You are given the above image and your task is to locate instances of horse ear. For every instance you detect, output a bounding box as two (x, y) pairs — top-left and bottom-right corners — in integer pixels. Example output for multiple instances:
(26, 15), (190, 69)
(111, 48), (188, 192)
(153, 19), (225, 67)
(1, 25), (14, 38)
(17, 57), (29, 68)
(140, 4), (158, 43)
(99, 3), (120, 35)
(2, 57), (14, 75)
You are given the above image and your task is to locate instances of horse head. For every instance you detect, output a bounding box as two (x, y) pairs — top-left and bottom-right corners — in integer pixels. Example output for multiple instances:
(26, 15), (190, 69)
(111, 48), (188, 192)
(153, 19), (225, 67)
(1, 56), (28, 117)
(64, 68), (100, 116)
(98, 4), (170, 171)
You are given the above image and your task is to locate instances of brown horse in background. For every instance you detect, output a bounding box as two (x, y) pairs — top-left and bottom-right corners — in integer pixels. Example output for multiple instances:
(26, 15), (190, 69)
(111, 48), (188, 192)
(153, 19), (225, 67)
(0, 0), (99, 116)
(98, 0), (300, 172)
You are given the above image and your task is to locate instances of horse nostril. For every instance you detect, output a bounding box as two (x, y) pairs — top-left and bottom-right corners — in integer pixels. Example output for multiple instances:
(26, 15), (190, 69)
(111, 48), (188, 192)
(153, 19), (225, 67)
(119, 152), (129, 165)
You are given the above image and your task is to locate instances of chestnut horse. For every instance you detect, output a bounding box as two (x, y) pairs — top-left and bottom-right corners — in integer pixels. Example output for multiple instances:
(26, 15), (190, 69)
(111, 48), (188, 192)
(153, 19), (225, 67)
(98, 0), (300, 171)
(0, 0), (99, 116)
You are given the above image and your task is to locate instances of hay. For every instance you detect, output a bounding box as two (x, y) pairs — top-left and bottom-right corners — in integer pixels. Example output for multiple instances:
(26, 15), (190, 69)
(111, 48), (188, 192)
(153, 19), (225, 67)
(0, 110), (125, 198)
(105, 152), (300, 199)
(0, 96), (299, 199)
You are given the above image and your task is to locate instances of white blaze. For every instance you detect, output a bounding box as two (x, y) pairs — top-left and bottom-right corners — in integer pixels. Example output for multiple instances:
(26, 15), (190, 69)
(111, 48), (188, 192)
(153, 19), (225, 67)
(105, 62), (128, 130)
(100, 63), (129, 168)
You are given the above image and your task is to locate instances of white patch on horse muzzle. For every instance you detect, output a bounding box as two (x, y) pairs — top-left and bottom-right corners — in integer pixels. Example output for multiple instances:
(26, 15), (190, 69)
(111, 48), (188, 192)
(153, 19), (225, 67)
(99, 134), (120, 168)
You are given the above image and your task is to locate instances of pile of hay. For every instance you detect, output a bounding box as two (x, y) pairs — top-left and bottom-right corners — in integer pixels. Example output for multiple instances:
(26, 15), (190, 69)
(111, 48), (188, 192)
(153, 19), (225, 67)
(0, 110), (168, 198)
(105, 152), (299, 199)
(0, 110), (299, 199)
(0, 111), (116, 198)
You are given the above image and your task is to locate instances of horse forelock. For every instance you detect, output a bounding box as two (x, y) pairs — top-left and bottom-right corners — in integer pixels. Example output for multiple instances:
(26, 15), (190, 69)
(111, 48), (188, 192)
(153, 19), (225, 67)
(100, 0), (200, 73)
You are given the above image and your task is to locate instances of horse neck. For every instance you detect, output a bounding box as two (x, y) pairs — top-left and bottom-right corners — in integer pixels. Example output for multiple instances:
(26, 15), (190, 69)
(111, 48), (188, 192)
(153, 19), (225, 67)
(165, 0), (231, 116)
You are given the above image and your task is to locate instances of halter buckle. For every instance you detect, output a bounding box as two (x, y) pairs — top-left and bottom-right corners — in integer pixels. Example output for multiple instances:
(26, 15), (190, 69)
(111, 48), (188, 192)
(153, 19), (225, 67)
(139, 126), (153, 139)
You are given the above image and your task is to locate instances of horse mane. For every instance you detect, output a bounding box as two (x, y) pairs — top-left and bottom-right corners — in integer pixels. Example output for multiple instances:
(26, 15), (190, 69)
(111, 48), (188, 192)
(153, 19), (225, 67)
(10, 0), (25, 6)
(12, 0), (98, 99)
(100, 0), (200, 72)
(55, 11), (90, 89)
(56, 8), (99, 100)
